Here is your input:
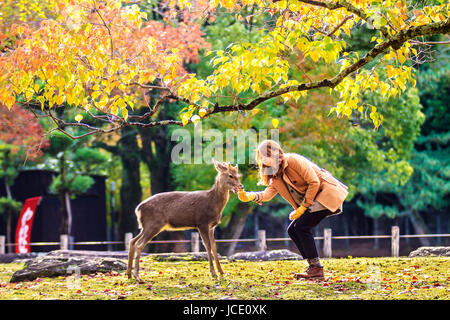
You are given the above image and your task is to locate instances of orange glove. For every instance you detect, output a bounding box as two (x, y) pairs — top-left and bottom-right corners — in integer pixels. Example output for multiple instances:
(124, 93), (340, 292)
(289, 205), (307, 220)
(238, 189), (256, 202)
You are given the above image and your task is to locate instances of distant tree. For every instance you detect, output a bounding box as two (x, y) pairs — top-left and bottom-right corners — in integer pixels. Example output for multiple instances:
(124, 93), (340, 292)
(45, 131), (109, 236)
(0, 106), (48, 251)
(0, 0), (448, 136)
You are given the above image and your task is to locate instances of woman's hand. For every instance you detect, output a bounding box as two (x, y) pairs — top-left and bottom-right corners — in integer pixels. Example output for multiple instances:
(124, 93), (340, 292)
(238, 189), (256, 202)
(289, 205), (307, 220)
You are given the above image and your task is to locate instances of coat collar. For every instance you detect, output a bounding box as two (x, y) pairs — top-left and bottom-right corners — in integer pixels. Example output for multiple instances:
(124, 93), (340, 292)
(273, 156), (298, 209)
(282, 154), (289, 170)
(280, 154), (300, 190)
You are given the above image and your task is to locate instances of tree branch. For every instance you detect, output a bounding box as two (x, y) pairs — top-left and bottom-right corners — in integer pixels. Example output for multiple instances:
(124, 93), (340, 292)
(207, 18), (449, 116)
(296, 0), (389, 37)
(25, 18), (449, 139)
(94, 7), (114, 58)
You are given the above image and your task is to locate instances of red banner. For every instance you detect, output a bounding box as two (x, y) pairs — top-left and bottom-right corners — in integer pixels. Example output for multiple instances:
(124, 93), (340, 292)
(15, 196), (42, 254)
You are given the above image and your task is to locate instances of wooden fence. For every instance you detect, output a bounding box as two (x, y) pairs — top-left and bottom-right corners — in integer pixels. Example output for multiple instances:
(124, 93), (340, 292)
(1, 226), (450, 257)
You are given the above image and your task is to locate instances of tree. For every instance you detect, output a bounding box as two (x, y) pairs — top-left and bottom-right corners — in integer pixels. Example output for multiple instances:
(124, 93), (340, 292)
(0, 106), (48, 251)
(0, 0), (448, 137)
(45, 131), (109, 236)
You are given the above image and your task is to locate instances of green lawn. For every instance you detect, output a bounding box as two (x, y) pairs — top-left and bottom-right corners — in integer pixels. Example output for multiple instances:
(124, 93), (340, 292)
(0, 256), (449, 300)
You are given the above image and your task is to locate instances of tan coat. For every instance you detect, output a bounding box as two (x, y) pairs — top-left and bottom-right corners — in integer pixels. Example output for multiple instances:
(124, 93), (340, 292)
(254, 153), (349, 212)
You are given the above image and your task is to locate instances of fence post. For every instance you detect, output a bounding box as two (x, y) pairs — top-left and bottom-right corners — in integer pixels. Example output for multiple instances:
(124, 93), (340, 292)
(60, 234), (69, 250)
(257, 229), (267, 251)
(0, 236), (5, 254)
(124, 232), (133, 251)
(391, 226), (400, 257)
(191, 232), (199, 253)
(323, 228), (332, 258)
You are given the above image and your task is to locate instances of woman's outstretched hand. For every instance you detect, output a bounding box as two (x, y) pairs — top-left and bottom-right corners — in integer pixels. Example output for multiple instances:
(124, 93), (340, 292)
(289, 205), (307, 220)
(238, 189), (256, 202)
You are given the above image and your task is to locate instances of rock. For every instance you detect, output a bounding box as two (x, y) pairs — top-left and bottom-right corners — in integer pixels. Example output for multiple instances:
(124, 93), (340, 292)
(229, 249), (302, 261)
(149, 252), (227, 262)
(10, 251), (127, 283)
(46, 250), (146, 260)
(408, 246), (450, 257)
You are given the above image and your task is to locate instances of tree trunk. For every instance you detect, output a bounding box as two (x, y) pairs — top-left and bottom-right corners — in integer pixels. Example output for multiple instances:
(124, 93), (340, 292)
(118, 126), (142, 237)
(5, 182), (12, 253)
(218, 202), (250, 257)
(373, 217), (379, 249)
(58, 152), (72, 236)
(407, 210), (431, 246)
(59, 192), (72, 235)
(65, 192), (72, 236)
(6, 209), (12, 253)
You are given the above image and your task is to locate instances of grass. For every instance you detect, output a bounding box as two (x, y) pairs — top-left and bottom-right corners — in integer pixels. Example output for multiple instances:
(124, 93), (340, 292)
(0, 256), (449, 300)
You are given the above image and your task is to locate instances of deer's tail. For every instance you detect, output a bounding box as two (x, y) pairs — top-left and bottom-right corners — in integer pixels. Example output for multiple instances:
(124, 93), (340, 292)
(135, 204), (143, 230)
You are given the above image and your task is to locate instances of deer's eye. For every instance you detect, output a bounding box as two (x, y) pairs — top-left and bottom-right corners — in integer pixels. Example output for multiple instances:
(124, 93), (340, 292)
(229, 174), (233, 178)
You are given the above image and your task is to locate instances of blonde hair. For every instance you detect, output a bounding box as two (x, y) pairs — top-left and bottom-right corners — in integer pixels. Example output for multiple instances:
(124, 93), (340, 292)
(255, 140), (285, 186)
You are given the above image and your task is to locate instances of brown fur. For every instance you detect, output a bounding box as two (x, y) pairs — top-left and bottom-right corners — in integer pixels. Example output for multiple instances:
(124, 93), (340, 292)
(127, 159), (243, 283)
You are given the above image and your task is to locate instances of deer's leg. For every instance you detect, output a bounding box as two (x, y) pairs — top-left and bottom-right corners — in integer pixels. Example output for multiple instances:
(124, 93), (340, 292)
(209, 228), (224, 276)
(133, 226), (162, 283)
(198, 226), (217, 278)
(127, 229), (144, 279)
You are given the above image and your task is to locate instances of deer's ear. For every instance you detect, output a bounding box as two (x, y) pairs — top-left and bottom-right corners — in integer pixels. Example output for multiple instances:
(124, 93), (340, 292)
(213, 159), (227, 172)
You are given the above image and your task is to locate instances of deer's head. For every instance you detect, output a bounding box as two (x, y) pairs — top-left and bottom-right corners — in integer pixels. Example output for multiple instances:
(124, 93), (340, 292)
(213, 159), (243, 194)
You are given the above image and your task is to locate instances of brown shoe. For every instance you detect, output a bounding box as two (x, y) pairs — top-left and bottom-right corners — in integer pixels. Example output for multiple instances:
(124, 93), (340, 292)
(294, 266), (324, 280)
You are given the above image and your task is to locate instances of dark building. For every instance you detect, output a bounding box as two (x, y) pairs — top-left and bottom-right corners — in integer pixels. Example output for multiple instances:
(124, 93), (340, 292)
(0, 169), (107, 251)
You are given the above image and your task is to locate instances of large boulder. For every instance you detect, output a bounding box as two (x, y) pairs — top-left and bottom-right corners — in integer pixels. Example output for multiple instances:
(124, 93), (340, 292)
(229, 249), (302, 261)
(408, 247), (450, 257)
(10, 251), (127, 283)
(46, 249), (144, 260)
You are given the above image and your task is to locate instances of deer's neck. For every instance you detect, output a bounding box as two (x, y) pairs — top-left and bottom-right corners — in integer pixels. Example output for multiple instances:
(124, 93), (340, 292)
(210, 175), (230, 212)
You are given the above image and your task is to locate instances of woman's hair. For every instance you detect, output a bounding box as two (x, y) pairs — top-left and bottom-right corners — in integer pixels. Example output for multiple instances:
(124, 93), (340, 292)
(255, 139), (285, 186)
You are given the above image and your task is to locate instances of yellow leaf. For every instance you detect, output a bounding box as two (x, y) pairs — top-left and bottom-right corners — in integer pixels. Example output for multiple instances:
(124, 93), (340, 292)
(397, 50), (406, 64)
(33, 83), (40, 93)
(55, 95), (65, 106)
(191, 115), (201, 125)
(180, 113), (189, 126)
(97, 96), (109, 109)
(122, 108), (128, 120)
(111, 105), (118, 115)
(344, 25), (351, 36)
(75, 114), (83, 122)
(271, 118), (279, 128)
(25, 90), (33, 102)
(309, 51), (320, 62)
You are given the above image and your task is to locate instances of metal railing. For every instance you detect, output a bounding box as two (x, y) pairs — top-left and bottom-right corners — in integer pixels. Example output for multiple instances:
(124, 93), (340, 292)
(1, 226), (450, 257)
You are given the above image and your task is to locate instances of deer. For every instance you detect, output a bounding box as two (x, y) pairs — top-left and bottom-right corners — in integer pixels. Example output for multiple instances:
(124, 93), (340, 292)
(127, 159), (244, 283)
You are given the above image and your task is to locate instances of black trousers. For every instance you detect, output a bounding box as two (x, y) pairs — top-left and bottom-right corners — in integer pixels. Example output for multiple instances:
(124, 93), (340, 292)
(287, 209), (332, 260)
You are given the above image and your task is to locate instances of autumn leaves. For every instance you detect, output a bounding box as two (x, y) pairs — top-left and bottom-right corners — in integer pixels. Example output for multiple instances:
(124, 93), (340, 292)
(0, 0), (449, 137)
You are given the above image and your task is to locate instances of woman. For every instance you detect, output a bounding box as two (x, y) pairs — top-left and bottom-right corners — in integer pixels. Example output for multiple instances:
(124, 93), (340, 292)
(238, 140), (349, 280)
